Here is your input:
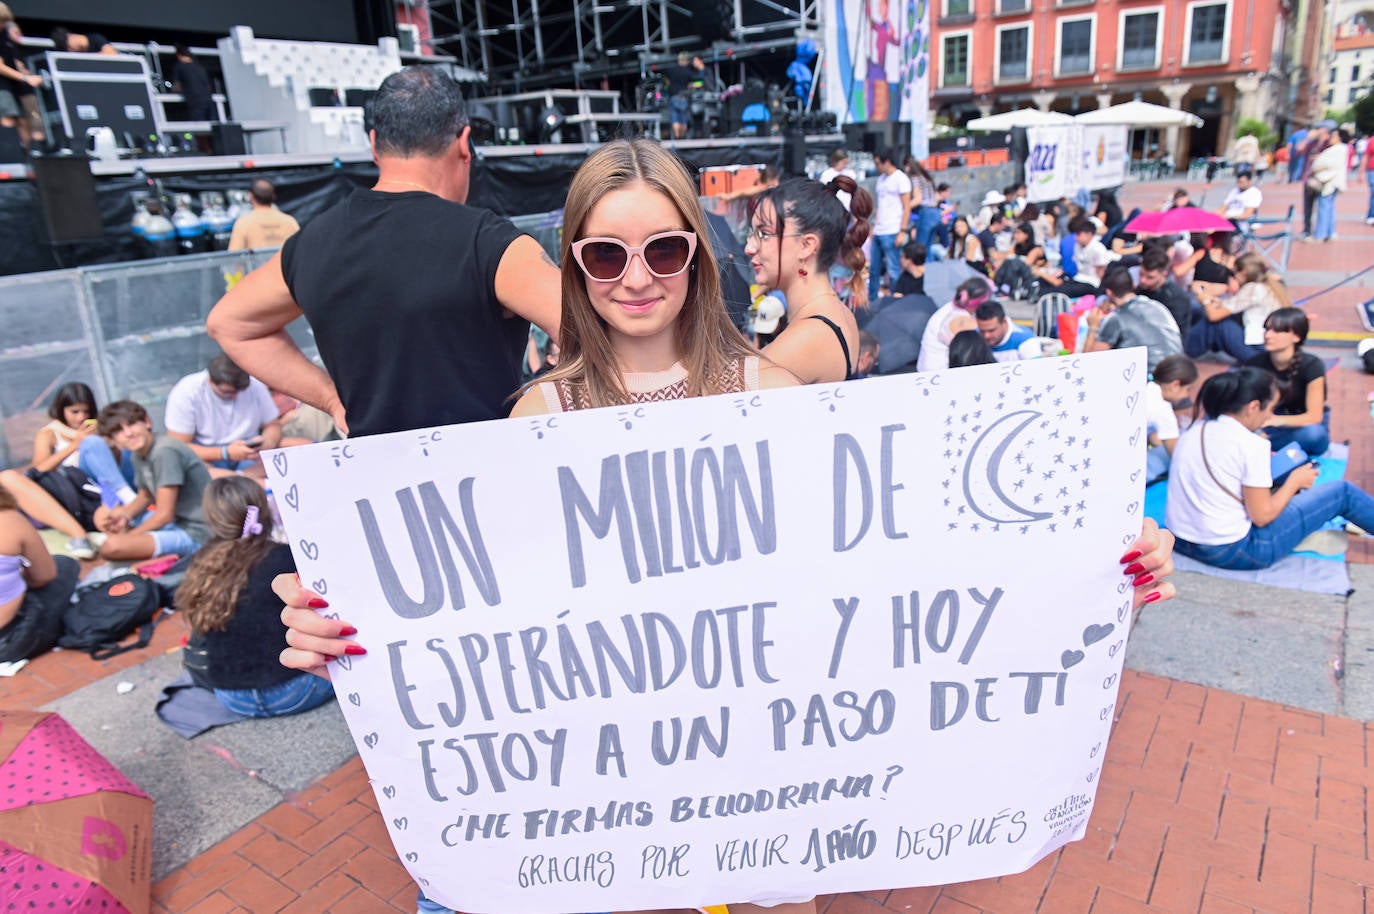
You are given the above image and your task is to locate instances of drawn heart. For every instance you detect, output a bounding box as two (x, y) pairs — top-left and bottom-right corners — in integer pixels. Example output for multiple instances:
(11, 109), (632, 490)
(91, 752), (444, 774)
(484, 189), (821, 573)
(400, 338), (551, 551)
(1122, 533), (1136, 545)
(1099, 706), (1113, 720)
(1061, 650), (1085, 669)
(323, 612), (340, 621)
(419, 878), (430, 888)
(1122, 362), (1137, 382)
(1117, 605), (1129, 623)
(1082, 623), (1115, 646)
(1108, 639), (1124, 657)
(1116, 580), (1130, 593)
(1103, 673), (1118, 688)
(363, 732), (378, 748)
(1129, 428), (1141, 447)
(393, 817), (408, 830)
(299, 540), (319, 560)
(405, 852), (418, 863)
(1125, 392), (1139, 412)
(348, 692), (361, 706)
(1130, 469), (1141, 483)
(1088, 742), (1101, 758)
(1126, 500), (1140, 514)
(311, 579), (328, 595)
(335, 652), (352, 671)
(272, 452), (288, 476)
(1087, 770), (1098, 783)
(383, 785), (397, 799)
(283, 484), (299, 511)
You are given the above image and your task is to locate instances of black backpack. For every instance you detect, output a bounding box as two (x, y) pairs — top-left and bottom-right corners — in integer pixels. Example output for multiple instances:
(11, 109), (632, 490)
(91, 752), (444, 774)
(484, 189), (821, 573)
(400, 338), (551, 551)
(26, 466), (102, 531)
(59, 574), (164, 660)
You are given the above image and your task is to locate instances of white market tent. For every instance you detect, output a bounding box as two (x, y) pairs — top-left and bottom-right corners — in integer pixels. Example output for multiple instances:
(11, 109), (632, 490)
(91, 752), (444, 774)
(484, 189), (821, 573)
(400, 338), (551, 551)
(1073, 100), (1203, 128)
(965, 108), (1076, 131)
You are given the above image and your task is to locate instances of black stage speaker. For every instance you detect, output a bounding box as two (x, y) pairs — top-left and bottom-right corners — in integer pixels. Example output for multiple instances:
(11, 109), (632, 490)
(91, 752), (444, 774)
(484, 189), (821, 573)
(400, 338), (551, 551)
(0, 125), (23, 162)
(211, 122), (247, 156)
(30, 154), (104, 243)
(783, 126), (807, 177)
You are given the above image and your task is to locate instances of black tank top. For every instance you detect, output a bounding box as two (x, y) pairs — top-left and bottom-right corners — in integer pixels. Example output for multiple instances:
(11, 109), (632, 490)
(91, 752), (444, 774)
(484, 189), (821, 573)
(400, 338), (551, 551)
(807, 315), (858, 381)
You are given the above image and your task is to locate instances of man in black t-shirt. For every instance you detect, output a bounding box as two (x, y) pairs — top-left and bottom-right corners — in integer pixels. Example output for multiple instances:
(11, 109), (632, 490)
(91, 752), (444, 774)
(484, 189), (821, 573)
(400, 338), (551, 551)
(663, 52), (704, 139)
(172, 44), (215, 121)
(1135, 245), (1191, 339)
(207, 67), (560, 439)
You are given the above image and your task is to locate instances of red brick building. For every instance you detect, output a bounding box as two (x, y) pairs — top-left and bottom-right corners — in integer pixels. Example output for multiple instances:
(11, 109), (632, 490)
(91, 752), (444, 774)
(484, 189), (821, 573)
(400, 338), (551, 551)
(929, 0), (1299, 162)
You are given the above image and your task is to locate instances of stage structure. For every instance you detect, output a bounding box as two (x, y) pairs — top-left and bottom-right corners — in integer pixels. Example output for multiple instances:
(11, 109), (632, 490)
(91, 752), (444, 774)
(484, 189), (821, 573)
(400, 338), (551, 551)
(422, 0), (822, 88)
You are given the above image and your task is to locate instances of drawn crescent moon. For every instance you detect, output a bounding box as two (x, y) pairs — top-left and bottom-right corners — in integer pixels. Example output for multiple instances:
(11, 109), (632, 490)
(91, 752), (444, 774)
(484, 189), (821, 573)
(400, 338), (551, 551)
(962, 409), (1055, 525)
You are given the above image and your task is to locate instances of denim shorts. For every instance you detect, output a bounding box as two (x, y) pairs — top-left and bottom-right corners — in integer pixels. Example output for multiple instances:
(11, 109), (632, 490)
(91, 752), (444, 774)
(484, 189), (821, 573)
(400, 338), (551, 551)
(150, 523), (204, 559)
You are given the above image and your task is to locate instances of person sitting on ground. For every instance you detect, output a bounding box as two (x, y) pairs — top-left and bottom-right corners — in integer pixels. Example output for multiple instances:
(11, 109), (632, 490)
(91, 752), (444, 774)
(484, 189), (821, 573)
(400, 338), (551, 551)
(1178, 231), (1237, 290)
(179, 476), (335, 718)
(30, 382), (99, 475)
(1187, 252), (1289, 363)
(975, 300), (1040, 362)
(948, 216), (985, 274)
(1244, 307), (1329, 458)
(0, 480), (81, 664)
(1168, 188), (1193, 210)
(1094, 188), (1124, 234)
(92, 400), (212, 562)
(164, 355), (284, 478)
(0, 469), (96, 559)
(916, 277), (991, 372)
(1136, 243), (1192, 340)
(1218, 170), (1263, 234)
(747, 174), (875, 383)
(1166, 367), (1374, 570)
(1144, 354), (1199, 483)
(976, 209), (1011, 273)
(893, 240), (925, 296)
(1083, 269), (1184, 372)
(227, 179), (300, 251)
(855, 330), (880, 378)
(947, 328), (996, 368)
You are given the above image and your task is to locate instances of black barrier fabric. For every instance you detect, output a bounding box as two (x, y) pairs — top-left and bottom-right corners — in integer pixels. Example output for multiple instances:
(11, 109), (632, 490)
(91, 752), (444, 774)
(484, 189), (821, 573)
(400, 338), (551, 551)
(1, 142), (794, 276)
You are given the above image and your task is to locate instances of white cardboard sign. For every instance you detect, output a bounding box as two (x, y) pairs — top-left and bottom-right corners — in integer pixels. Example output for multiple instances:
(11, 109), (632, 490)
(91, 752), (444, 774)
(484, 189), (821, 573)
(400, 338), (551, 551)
(267, 350), (1147, 914)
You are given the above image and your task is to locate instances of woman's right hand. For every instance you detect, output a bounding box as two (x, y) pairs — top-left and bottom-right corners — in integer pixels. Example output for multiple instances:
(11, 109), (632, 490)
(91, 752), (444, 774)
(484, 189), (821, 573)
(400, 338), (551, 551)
(274, 573), (361, 681)
(1287, 463), (1320, 492)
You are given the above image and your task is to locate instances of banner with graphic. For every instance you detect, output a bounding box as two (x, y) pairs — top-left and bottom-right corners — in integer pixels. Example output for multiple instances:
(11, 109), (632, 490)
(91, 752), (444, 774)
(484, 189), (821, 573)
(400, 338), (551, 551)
(1078, 125), (1129, 191)
(1025, 125), (1127, 202)
(823, 0), (930, 158)
(268, 351), (1148, 914)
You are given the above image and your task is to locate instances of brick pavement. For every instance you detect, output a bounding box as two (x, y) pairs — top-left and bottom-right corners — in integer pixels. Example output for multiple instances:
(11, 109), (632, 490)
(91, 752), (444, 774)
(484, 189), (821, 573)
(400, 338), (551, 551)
(9, 173), (1374, 914)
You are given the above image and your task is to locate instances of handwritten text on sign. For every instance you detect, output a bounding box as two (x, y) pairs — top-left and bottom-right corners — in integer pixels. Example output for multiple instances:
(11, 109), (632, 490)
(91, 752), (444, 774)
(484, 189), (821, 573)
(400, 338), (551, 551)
(269, 350), (1147, 914)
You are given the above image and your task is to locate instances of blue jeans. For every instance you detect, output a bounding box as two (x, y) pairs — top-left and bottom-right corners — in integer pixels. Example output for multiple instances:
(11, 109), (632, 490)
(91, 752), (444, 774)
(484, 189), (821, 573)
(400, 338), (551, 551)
(1174, 480), (1374, 570)
(416, 892), (454, 914)
(78, 437), (136, 505)
(1185, 310), (1260, 362)
(1263, 408), (1330, 459)
(1146, 444), (1171, 483)
(1315, 192), (1337, 240)
(215, 672), (335, 717)
(869, 233), (900, 299)
(914, 206), (943, 248)
(1367, 170), (1374, 220)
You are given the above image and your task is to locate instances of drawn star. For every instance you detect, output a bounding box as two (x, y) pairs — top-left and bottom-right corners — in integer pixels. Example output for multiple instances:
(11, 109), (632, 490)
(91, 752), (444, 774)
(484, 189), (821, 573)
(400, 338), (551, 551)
(1066, 436), (1077, 446)
(974, 409), (982, 418)
(960, 414), (968, 424)
(948, 522), (959, 531)
(1032, 393), (1043, 403)
(1084, 440), (1092, 448)
(1042, 470), (1055, 480)
(974, 393), (983, 402)
(1049, 523), (1057, 532)
(1024, 397), (1034, 406)
(1070, 463), (1079, 472)
(957, 505), (967, 515)
(1053, 397), (1063, 407)
(956, 449), (964, 457)
(1023, 463), (1035, 475)
(1076, 501), (1087, 512)
(1057, 410), (1069, 420)
(991, 524), (1001, 532)
(1013, 479), (1026, 490)
(972, 425), (981, 433)
(942, 479), (951, 489)
(995, 402), (1006, 411)
(1080, 413), (1089, 422)
(1058, 487), (1069, 497)
(998, 390), (1007, 400)
(1015, 451), (1024, 463)
(943, 449), (953, 459)
(950, 465), (959, 475)
(1025, 439), (1035, 448)
(958, 433), (968, 444)
(1082, 478), (1092, 489)
(943, 497), (951, 507)
(1049, 430), (1061, 440)
(1023, 385), (1033, 394)
(950, 399), (958, 408)
(1033, 494), (1044, 505)
(1020, 525), (1030, 534)
(1054, 453), (1065, 464)
(945, 416), (954, 426)
(1061, 506), (1072, 516)
(1074, 517), (1084, 528)
(970, 523), (981, 532)
(1044, 383), (1054, 393)
(1083, 458), (1092, 469)
(1040, 420), (1050, 430)
(1074, 377), (1085, 386)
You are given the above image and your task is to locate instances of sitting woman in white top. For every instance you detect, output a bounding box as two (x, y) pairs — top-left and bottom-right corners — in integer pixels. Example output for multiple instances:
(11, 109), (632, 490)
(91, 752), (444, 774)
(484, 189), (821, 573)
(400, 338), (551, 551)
(1144, 354), (1199, 483)
(1186, 253), (1290, 363)
(1165, 367), (1374, 570)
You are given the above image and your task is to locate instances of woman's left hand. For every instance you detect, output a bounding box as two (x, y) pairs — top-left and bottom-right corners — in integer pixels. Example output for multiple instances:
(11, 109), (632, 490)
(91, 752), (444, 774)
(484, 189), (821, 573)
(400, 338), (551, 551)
(1121, 517), (1176, 610)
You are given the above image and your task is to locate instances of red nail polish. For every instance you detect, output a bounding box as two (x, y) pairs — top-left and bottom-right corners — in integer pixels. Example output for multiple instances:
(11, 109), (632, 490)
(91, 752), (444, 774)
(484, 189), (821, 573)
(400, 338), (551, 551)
(1143, 591), (1164, 604)
(343, 644), (368, 656)
(1123, 562), (1146, 576)
(307, 598), (329, 609)
(1133, 573), (1155, 587)
(1119, 549), (1143, 564)
(339, 625), (358, 636)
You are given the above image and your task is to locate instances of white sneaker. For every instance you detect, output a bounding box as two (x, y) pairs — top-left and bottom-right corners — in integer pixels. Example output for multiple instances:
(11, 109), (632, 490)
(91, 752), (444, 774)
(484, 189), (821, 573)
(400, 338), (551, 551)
(66, 537), (95, 560)
(87, 532), (108, 552)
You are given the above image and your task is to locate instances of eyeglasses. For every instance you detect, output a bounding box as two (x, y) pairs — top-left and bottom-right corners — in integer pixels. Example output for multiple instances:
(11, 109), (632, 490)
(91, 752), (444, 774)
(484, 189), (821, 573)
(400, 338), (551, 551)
(748, 226), (803, 245)
(571, 231), (697, 282)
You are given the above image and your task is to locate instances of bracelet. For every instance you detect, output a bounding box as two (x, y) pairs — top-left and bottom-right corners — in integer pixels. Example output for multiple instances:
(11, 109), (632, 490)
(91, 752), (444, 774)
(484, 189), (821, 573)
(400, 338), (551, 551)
(221, 445), (230, 461)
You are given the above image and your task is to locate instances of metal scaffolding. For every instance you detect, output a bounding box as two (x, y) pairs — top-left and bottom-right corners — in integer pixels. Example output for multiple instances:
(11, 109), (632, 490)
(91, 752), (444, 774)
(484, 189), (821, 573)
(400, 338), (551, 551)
(423, 0), (821, 89)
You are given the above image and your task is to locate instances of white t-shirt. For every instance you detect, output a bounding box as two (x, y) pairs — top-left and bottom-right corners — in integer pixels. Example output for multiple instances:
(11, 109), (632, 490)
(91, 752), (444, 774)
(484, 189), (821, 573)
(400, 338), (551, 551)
(1221, 185), (1263, 226)
(164, 370), (279, 447)
(1144, 382), (1179, 443)
(873, 169), (913, 235)
(1072, 239), (1115, 287)
(1165, 415), (1272, 545)
(916, 301), (969, 372)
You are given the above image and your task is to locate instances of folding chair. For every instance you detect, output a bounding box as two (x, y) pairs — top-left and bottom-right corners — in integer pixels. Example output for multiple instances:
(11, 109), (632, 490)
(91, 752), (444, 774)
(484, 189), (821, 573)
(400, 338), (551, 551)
(1035, 292), (1073, 339)
(1244, 204), (1294, 273)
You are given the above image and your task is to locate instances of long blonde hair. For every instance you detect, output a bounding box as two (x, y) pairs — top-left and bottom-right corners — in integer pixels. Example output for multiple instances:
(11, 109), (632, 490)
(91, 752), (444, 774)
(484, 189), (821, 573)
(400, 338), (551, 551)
(528, 139), (758, 407)
(1235, 253), (1292, 309)
(178, 477), (277, 635)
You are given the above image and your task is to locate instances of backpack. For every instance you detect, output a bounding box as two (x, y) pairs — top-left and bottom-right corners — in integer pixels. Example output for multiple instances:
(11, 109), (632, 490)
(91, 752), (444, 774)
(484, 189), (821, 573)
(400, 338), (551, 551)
(25, 466), (102, 531)
(59, 574), (164, 660)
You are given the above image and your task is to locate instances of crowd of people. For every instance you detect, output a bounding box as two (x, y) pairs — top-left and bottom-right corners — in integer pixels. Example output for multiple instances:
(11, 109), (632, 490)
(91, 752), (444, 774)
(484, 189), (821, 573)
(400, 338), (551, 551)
(11, 62), (1372, 914)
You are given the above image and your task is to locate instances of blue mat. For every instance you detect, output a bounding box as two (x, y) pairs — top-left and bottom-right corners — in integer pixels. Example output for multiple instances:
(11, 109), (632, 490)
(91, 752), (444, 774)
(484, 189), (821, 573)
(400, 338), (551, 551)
(1146, 443), (1353, 594)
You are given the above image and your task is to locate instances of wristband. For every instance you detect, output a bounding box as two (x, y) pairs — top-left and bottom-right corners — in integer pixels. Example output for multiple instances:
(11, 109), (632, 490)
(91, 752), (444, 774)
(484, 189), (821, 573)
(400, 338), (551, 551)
(221, 445), (230, 461)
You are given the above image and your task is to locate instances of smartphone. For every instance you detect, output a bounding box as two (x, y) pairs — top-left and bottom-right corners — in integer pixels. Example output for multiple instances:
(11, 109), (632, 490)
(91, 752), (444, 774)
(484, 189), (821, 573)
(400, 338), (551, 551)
(82, 418), (99, 429)
(247, 437), (264, 449)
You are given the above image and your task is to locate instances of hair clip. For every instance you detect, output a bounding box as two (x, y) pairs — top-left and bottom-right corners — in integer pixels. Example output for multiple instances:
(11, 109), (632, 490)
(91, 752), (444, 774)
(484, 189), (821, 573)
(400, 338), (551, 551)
(241, 505), (263, 539)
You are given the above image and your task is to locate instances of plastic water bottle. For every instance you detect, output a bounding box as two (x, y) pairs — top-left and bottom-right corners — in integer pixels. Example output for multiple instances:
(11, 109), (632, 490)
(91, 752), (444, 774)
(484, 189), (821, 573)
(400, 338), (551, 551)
(143, 201), (177, 259)
(201, 192), (234, 251)
(172, 193), (206, 255)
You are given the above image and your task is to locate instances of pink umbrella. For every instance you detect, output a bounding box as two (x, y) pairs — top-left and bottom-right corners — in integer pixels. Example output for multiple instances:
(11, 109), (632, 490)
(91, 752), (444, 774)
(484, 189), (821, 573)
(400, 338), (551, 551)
(1124, 207), (1236, 235)
(0, 711), (152, 914)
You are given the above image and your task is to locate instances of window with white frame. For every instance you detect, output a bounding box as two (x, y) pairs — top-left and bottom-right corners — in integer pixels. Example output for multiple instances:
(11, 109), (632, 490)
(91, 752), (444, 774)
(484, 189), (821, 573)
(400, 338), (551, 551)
(997, 25), (1031, 81)
(1120, 10), (1161, 70)
(942, 32), (971, 86)
(998, 0), (1029, 14)
(1185, 1), (1228, 65)
(1057, 17), (1094, 75)
(945, 0), (971, 17)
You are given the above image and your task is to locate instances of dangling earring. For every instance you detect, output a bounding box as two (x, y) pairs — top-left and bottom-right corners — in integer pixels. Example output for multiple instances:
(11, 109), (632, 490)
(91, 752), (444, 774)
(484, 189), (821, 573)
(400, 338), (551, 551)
(798, 265), (809, 277)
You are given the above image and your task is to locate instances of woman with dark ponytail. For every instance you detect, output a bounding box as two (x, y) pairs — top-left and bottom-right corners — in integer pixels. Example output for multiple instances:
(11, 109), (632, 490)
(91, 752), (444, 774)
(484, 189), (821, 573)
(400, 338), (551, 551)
(1165, 366), (1374, 569)
(744, 175), (875, 383)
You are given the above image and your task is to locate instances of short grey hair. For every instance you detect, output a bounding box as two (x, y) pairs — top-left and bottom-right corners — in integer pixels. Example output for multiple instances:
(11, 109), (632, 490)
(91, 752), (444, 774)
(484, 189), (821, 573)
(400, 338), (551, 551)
(371, 67), (469, 158)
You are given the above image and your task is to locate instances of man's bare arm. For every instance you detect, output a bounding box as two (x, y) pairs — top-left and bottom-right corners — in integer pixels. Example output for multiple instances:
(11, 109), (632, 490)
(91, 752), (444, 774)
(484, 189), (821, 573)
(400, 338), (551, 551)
(493, 236), (562, 342)
(207, 251), (349, 434)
